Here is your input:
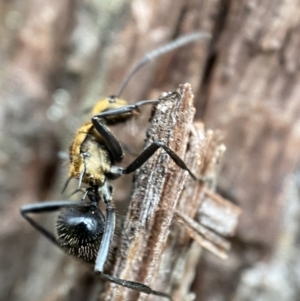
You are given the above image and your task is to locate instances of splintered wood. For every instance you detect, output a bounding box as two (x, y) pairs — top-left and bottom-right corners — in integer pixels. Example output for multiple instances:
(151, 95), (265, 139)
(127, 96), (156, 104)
(101, 84), (241, 301)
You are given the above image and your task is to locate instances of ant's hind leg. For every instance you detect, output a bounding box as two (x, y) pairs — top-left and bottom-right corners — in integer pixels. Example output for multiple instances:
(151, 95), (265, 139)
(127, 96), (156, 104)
(98, 273), (172, 300)
(94, 198), (172, 299)
(20, 200), (80, 246)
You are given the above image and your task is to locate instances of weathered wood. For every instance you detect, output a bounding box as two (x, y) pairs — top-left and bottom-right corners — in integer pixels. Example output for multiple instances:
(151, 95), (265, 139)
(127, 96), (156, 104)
(100, 84), (239, 301)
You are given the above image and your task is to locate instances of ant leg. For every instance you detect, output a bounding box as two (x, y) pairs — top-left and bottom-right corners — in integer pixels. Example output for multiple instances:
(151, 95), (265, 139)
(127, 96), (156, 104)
(94, 91), (180, 121)
(99, 273), (172, 299)
(91, 119), (124, 162)
(94, 200), (172, 299)
(20, 201), (80, 247)
(93, 99), (159, 120)
(120, 140), (206, 181)
(61, 176), (73, 194)
(94, 201), (115, 271)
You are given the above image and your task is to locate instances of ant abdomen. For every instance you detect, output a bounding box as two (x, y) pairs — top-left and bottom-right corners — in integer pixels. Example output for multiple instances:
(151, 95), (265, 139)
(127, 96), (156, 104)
(56, 205), (105, 264)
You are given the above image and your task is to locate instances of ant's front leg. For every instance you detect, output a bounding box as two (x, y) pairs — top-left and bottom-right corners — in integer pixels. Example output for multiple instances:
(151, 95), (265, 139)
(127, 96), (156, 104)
(110, 140), (208, 182)
(91, 119), (124, 162)
(93, 91), (180, 121)
(93, 99), (159, 120)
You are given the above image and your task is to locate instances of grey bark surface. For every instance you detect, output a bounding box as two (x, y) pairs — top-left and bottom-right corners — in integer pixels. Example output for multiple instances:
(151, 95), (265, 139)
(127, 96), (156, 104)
(101, 84), (238, 301)
(0, 1), (299, 301)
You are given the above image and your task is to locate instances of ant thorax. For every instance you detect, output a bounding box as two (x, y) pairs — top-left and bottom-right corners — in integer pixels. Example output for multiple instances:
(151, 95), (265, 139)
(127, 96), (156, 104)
(69, 122), (112, 187)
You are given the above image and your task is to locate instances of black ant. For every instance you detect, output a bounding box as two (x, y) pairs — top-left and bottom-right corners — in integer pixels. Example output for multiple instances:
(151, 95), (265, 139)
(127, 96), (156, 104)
(20, 32), (210, 300)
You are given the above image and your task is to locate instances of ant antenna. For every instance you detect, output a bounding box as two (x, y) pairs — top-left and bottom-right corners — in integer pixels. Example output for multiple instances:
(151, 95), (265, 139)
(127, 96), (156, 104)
(67, 188), (85, 198)
(116, 31), (211, 98)
(61, 176), (72, 194)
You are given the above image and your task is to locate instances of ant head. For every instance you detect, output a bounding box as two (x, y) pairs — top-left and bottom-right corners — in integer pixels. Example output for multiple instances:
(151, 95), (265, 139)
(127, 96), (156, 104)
(91, 97), (128, 116)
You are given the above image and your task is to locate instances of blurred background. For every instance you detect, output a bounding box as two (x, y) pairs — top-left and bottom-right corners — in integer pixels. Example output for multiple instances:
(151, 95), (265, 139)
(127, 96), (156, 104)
(1, 0), (300, 301)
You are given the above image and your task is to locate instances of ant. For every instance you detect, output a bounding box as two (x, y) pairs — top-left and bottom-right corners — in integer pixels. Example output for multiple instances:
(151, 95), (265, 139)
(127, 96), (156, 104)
(66, 32), (210, 190)
(21, 32), (210, 300)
